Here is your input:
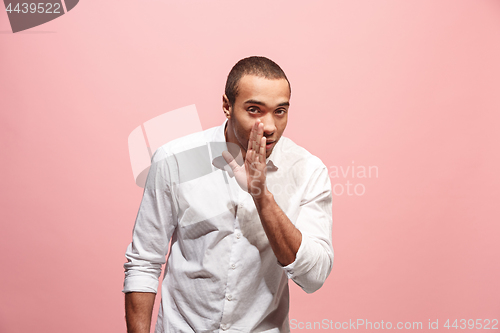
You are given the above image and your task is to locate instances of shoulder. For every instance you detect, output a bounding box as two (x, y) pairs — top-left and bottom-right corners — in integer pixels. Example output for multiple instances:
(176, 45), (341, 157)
(277, 137), (332, 197)
(154, 125), (219, 158)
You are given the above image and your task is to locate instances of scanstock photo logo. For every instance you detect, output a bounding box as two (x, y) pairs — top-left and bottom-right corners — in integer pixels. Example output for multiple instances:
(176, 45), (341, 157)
(3, 0), (78, 33)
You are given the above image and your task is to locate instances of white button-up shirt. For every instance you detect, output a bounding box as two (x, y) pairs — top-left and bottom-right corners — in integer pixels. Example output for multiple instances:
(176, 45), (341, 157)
(123, 120), (334, 332)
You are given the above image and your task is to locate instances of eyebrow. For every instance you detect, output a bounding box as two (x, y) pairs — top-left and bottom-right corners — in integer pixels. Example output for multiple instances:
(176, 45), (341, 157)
(244, 99), (290, 107)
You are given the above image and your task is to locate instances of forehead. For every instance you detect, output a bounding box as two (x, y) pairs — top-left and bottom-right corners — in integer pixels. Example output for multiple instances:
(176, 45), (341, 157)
(236, 75), (290, 105)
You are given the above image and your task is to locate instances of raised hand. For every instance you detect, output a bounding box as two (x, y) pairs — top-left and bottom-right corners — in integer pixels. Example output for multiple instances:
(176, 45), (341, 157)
(222, 120), (268, 199)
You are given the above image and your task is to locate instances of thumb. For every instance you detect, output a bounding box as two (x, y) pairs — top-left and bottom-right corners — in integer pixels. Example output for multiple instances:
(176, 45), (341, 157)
(222, 150), (238, 177)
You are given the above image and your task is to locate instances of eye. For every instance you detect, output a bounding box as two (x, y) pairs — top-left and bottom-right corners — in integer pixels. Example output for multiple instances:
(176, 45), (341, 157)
(248, 107), (260, 114)
(275, 109), (287, 115)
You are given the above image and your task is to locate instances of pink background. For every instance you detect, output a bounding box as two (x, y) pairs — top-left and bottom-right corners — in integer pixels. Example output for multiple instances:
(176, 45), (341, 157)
(1, 1), (499, 332)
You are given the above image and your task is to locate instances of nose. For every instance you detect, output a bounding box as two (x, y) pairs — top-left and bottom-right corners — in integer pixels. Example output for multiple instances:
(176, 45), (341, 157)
(260, 113), (276, 137)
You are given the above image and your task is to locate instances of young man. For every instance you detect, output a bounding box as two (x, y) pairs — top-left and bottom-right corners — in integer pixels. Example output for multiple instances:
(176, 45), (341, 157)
(123, 56), (333, 332)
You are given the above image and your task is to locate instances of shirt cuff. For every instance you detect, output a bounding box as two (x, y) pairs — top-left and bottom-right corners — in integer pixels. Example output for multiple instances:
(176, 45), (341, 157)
(281, 232), (309, 280)
(122, 274), (159, 294)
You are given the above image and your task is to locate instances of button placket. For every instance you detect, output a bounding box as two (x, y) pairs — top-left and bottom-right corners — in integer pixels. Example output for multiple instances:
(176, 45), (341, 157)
(219, 192), (242, 332)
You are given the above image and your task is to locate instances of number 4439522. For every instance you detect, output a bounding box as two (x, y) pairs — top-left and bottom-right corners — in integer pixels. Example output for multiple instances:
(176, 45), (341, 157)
(444, 319), (498, 330)
(5, 3), (62, 14)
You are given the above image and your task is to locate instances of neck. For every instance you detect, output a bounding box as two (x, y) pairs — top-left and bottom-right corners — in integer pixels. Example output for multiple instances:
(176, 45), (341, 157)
(225, 120), (247, 161)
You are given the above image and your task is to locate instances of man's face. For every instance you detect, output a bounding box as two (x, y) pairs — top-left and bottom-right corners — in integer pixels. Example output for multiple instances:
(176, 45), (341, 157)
(223, 75), (290, 160)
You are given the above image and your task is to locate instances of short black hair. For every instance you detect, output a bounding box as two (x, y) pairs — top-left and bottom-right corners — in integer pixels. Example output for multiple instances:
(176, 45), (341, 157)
(225, 56), (291, 107)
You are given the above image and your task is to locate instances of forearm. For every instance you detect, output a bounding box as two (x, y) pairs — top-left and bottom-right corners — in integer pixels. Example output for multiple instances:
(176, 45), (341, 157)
(125, 292), (156, 333)
(253, 189), (302, 266)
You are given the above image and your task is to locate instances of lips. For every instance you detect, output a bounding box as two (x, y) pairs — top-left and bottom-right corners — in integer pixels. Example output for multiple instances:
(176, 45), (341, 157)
(265, 141), (275, 150)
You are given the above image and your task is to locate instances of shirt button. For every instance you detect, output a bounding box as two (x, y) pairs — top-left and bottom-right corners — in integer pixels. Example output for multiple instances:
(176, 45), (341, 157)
(221, 323), (228, 330)
(236, 233), (241, 239)
(227, 294), (233, 301)
(231, 264), (236, 269)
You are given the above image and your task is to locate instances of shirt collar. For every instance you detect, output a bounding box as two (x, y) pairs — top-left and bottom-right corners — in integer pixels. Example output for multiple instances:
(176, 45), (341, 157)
(212, 119), (279, 172)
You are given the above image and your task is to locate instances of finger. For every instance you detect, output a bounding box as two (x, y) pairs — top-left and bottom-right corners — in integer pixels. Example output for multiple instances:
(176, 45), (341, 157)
(248, 121), (257, 152)
(222, 150), (239, 172)
(255, 122), (263, 153)
(253, 120), (260, 152)
(247, 150), (253, 164)
(246, 150), (255, 171)
(251, 120), (261, 152)
(259, 136), (266, 163)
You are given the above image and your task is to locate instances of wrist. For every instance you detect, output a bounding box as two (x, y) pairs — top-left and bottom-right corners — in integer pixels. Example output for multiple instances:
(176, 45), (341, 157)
(252, 187), (273, 208)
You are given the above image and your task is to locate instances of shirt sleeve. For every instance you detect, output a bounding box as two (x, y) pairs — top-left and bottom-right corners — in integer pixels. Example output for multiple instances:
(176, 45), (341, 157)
(282, 158), (334, 294)
(122, 147), (177, 294)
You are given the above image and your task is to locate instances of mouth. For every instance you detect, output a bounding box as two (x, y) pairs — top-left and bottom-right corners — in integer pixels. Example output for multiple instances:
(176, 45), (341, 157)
(265, 141), (275, 150)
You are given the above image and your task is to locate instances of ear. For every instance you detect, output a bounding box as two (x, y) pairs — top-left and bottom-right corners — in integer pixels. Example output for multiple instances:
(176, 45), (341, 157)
(222, 94), (231, 119)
